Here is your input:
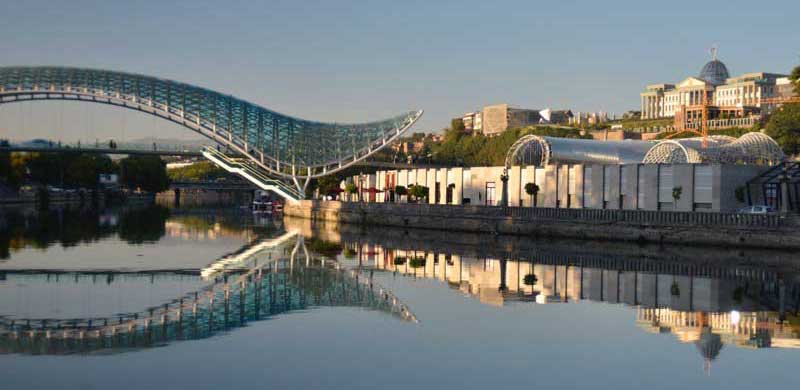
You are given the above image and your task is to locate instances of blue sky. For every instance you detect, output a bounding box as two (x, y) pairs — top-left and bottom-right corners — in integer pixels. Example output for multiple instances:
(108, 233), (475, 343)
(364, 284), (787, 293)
(0, 0), (798, 141)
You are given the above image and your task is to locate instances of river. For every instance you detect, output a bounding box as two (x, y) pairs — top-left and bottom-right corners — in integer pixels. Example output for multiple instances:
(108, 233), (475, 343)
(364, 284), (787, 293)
(1, 203), (799, 389)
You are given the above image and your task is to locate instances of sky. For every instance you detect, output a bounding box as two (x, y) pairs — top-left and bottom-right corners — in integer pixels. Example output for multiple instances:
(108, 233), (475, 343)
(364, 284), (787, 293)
(0, 0), (798, 142)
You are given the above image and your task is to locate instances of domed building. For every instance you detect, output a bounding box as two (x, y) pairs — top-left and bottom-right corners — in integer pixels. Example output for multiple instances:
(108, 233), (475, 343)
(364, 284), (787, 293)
(640, 50), (791, 122)
(698, 57), (730, 86)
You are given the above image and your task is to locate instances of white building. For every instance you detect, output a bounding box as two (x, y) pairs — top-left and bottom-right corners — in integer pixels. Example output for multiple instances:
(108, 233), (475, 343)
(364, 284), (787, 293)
(640, 53), (788, 120)
(347, 163), (768, 213)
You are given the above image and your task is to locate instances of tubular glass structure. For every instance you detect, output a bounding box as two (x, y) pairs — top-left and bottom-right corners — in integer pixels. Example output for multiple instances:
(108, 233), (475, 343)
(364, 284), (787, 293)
(506, 133), (785, 169)
(0, 66), (422, 179)
(505, 135), (654, 168)
(642, 133), (785, 165)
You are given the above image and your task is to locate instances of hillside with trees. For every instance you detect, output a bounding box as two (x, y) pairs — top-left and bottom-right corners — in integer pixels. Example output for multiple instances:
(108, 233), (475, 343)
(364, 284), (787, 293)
(429, 125), (591, 166)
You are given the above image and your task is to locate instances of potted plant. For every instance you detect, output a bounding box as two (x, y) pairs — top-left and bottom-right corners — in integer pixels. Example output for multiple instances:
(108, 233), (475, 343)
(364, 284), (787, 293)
(345, 183), (358, 201)
(524, 183), (540, 207)
(672, 186), (682, 204)
(409, 185), (429, 203)
(394, 185), (408, 202)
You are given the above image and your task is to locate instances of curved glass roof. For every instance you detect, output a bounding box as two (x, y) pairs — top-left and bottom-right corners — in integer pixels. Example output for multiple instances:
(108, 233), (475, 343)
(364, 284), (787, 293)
(0, 66), (422, 178)
(698, 59), (730, 85)
(506, 133), (784, 167)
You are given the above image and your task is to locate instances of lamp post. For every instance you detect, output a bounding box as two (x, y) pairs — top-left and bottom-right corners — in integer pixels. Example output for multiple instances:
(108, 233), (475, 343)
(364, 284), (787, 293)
(500, 170), (509, 208)
(779, 162), (790, 214)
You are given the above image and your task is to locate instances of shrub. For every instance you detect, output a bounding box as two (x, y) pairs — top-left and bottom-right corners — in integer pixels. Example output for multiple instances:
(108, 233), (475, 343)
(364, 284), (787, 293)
(524, 182), (540, 206)
(524, 182), (539, 196)
(672, 186), (682, 202)
(393, 256), (407, 266)
(409, 257), (426, 268)
(523, 274), (538, 286)
(408, 185), (429, 202)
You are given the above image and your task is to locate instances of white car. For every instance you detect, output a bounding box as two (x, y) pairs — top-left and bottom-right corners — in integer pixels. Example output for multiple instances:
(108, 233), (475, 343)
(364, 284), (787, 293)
(737, 205), (776, 214)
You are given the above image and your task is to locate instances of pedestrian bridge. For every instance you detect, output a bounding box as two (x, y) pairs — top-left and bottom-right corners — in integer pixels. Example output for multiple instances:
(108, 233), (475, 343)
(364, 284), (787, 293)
(0, 66), (423, 201)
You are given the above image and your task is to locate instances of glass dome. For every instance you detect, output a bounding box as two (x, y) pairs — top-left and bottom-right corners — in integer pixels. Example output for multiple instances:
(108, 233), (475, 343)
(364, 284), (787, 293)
(698, 59), (730, 85)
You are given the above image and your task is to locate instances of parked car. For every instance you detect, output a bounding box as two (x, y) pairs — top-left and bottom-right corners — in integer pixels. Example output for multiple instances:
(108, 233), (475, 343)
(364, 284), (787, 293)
(737, 205), (776, 214)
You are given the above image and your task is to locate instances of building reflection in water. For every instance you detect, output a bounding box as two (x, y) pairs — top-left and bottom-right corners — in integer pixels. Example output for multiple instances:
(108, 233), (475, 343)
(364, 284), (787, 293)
(344, 239), (800, 369)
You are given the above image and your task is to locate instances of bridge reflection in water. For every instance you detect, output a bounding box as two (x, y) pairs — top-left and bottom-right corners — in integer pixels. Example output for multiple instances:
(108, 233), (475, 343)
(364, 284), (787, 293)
(0, 238), (416, 355)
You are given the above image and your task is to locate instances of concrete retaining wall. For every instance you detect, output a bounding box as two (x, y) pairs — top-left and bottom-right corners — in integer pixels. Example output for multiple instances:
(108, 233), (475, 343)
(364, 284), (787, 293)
(285, 201), (800, 250)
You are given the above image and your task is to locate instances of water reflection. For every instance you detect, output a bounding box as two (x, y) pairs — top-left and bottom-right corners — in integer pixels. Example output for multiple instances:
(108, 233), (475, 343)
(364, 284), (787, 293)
(285, 219), (800, 368)
(0, 204), (277, 265)
(0, 236), (415, 355)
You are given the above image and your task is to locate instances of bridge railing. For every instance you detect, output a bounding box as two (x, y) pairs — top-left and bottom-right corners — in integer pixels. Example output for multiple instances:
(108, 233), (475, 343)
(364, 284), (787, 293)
(202, 146), (302, 201)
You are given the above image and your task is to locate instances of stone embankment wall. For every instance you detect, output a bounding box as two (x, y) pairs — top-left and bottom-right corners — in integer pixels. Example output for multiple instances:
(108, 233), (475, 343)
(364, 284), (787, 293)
(284, 200), (800, 250)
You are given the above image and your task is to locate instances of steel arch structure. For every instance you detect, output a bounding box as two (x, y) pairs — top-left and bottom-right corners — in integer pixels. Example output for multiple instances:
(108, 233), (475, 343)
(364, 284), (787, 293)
(642, 133), (785, 164)
(0, 66), (423, 181)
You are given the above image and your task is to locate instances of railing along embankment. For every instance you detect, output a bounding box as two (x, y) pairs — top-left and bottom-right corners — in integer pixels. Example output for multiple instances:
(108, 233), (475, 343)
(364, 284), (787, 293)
(285, 201), (798, 249)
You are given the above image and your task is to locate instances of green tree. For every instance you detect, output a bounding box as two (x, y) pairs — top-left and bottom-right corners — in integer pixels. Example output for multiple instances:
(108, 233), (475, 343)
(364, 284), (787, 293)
(167, 161), (228, 182)
(317, 175), (343, 198)
(26, 153), (65, 186)
(344, 182), (358, 201)
(119, 155), (170, 193)
(790, 65), (800, 96)
(65, 154), (116, 189)
(0, 140), (15, 188)
(655, 126), (754, 140)
(394, 185), (408, 201)
(408, 185), (429, 202)
(450, 118), (466, 134)
(8, 152), (29, 188)
(765, 103), (800, 155)
(672, 186), (682, 203)
(524, 182), (539, 206)
(430, 125), (591, 167)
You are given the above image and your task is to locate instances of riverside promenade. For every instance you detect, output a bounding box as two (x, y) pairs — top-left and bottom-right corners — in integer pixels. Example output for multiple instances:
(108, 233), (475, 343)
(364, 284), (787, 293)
(284, 200), (800, 250)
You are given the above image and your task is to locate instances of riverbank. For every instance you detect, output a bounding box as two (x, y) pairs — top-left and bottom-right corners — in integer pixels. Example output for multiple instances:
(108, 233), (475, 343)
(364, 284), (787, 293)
(284, 200), (800, 250)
